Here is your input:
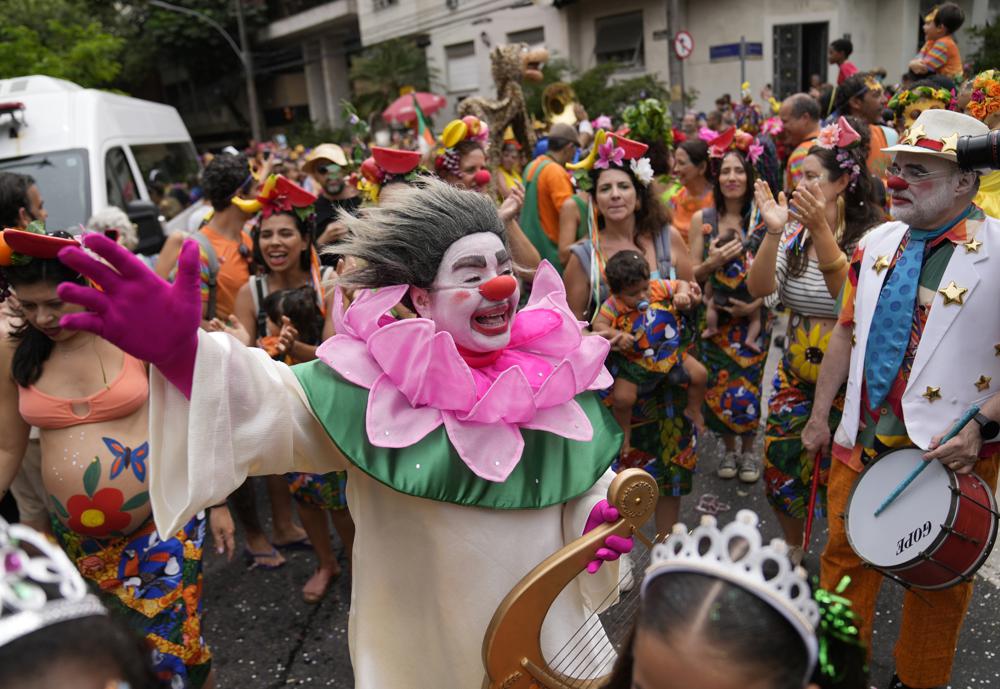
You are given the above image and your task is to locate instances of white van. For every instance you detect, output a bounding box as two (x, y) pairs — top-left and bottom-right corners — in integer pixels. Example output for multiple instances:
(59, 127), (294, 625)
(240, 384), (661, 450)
(0, 75), (201, 253)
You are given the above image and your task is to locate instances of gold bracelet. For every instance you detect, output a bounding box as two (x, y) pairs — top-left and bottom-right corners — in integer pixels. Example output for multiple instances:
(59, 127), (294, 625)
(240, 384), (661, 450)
(818, 252), (848, 274)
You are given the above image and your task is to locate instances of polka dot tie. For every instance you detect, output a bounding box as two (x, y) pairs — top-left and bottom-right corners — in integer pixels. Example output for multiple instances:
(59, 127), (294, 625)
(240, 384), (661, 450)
(863, 210), (970, 410)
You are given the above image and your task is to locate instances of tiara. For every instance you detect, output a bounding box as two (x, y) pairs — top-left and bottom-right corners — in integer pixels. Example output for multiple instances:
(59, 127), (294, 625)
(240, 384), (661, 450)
(0, 517), (106, 647)
(642, 510), (819, 676)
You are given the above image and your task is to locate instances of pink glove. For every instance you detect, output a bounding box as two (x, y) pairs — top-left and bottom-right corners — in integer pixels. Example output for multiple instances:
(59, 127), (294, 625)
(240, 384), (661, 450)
(582, 499), (633, 574)
(57, 234), (202, 398)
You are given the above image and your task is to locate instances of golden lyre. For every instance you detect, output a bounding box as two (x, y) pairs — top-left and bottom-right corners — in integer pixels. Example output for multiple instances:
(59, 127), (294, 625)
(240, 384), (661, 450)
(482, 468), (658, 689)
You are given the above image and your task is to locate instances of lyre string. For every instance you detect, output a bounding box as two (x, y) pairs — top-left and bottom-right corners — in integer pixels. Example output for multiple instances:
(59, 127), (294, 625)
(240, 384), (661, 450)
(546, 542), (656, 684)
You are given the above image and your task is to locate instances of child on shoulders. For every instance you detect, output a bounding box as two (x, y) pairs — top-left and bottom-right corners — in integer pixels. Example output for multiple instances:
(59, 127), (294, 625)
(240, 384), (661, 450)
(908, 3), (965, 79)
(592, 251), (707, 459)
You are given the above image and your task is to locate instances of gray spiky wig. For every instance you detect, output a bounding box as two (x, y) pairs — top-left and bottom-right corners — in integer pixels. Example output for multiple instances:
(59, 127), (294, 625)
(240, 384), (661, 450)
(333, 176), (507, 290)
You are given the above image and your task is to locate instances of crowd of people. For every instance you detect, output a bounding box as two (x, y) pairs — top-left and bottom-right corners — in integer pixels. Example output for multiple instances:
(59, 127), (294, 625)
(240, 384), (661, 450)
(1, 2), (999, 688)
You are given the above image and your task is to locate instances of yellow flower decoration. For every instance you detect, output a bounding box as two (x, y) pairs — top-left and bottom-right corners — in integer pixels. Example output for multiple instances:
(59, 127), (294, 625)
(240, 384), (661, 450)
(788, 323), (832, 383)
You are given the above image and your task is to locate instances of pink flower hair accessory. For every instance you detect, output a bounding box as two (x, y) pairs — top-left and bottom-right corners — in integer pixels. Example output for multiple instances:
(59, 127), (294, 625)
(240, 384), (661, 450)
(317, 261), (613, 482)
(594, 138), (626, 169)
(816, 116), (861, 150)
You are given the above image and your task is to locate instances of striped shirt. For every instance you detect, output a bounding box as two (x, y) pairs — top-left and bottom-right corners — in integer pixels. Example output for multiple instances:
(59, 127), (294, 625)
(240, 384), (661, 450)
(784, 133), (819, 193)
(764, 225), (840, 319)
(917, 35), (962, 77)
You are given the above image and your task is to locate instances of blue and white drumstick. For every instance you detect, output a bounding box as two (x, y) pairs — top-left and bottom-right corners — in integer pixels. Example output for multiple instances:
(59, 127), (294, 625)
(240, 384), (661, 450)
(874, 405), (981, 517)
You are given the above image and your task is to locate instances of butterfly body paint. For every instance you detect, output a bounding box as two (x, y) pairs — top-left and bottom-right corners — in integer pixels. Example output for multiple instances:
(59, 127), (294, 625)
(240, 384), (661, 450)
(104, 437), (149, 482)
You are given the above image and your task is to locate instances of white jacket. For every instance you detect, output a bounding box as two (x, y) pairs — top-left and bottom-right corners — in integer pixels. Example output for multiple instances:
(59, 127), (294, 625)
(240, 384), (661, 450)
(835, 214), (1000, 450)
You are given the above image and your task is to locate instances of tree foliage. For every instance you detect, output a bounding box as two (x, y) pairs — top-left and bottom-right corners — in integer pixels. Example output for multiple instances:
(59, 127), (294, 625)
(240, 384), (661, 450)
(522, 58), (669, 123)
(0, 0), (124, 87)
(348, 38), (440, 119)
(967, 20), (1000, 75)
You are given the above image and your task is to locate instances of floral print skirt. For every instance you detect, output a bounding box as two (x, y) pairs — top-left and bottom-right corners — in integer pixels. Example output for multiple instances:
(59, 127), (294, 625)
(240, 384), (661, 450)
(52, 513), (212, 688)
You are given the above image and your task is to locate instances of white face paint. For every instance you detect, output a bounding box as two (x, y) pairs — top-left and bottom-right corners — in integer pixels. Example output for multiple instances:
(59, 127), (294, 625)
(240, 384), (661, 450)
(410, 232), (519, 353)
(889, 152), (965, 228)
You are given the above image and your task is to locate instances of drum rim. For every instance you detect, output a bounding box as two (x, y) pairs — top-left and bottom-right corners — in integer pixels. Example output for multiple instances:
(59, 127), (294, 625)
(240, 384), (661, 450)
(845, 447), (959, 570)
(897, 476), (999, 590)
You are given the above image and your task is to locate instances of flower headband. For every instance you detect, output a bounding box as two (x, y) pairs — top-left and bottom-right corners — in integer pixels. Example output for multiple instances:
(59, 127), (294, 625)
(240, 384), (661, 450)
(815, 116), (863, 190)
(566, 130), (653, 186)
(435, 116), (490, 177)
(231, 174), (317, 223)
(703, 126), (765, 165)
(967, 69), (1000, 123)
(358, 146), (424, 203)
(887, 85), (952, 113)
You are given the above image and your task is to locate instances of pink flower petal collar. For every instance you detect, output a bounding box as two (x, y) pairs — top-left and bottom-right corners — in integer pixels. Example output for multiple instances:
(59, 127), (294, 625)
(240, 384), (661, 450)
(317, 261), (613, 482)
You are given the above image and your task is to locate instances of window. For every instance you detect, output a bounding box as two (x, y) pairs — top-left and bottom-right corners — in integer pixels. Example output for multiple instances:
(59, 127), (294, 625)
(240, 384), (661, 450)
(446, 41), (478, 92)
(0, 149), (90, 232)
(105, 147), (138, 211)
(594, 11), (644, 67)
(130, 141), (201, 208)
(507, 27), (545, 49)
(372, 0), (397, 10)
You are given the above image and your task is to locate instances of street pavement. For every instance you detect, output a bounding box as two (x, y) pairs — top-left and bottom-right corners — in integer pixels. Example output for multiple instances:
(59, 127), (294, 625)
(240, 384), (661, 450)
(202, 333), (1000, 689)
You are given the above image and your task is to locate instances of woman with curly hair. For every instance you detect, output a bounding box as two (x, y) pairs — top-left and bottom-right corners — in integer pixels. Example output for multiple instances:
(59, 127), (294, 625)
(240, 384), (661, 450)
(747, 116), (884, 561)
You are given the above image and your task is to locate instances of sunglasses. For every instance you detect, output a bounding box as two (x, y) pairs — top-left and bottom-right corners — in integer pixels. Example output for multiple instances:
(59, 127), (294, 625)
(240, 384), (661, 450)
(316, 164), (342, 176)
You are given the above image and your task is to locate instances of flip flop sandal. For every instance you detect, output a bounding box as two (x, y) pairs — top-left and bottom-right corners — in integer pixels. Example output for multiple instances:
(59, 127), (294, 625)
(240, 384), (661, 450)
(274, 537), (313, 552)
(243, 546), (285, 570)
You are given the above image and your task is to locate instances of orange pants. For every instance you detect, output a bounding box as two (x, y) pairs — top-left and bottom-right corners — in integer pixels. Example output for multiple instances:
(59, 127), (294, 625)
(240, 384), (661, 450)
(821, 454), (999, 687)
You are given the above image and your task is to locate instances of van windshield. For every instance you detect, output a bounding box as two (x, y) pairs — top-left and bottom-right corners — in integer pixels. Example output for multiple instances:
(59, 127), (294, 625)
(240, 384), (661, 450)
(0, 149), (90, 232)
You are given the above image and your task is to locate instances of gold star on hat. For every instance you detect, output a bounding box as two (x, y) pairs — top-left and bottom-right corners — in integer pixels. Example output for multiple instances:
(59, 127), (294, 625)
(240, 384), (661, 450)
(975, 375), (992, 392)
(872, 255), (890, 274)
(923, 386), (942, 402)
(940, 133), (959, 155)
(938, 281), (968, 306)
(964, 238), (983, 253)
(902, 123), (927, 146)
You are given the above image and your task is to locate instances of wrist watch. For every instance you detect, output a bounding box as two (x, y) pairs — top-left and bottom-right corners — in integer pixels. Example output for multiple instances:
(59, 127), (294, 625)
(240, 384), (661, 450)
(973, 412), (1000, 441)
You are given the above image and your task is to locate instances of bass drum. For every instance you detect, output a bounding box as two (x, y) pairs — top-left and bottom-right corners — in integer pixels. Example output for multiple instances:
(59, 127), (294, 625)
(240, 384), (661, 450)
(845, 448), (998, 590)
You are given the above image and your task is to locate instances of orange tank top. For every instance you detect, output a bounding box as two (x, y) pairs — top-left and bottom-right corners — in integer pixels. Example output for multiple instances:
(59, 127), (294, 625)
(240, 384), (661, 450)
(18, 353), (148, 430)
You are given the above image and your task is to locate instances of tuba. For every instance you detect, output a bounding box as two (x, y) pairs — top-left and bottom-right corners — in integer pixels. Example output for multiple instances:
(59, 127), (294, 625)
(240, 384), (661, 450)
(482, 468), (659, 688)
(543, 83), (579, 127)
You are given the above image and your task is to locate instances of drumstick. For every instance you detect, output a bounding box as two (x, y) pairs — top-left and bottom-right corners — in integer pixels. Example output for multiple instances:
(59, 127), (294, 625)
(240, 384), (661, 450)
(874, 405), (981, 517)
(803, 450), (823, 552)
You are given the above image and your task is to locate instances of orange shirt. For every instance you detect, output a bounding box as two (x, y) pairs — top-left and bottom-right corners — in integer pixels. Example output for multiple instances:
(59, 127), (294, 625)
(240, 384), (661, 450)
(668, 186), (714, 244)
(197, 226), (253, 321)
(866, 124), (892, 181)
(529, 156), (574, 244)
(918, 35), (962, 78)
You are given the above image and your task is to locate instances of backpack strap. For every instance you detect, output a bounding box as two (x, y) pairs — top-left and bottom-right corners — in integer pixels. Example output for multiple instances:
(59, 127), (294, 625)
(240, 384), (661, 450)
(190, 231), (219, 321)
(654, 225), (673, 279)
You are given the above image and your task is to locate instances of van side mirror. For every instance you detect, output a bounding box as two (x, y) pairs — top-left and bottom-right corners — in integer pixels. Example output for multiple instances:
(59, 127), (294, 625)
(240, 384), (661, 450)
(125, 200), (166, 255)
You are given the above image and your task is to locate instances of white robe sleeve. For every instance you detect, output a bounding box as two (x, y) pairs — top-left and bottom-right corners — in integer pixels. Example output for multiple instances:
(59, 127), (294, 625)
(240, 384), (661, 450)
(561, 468), (620, 613)
(147, 331), (345, 537)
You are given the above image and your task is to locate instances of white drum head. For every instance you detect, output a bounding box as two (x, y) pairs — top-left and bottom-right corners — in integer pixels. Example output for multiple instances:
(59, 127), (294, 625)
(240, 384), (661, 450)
(846, 448), (953, 568)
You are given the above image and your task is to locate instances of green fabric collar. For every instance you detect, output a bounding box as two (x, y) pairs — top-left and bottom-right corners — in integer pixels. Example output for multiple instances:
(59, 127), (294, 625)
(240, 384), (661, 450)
(292, 360), (621, 509)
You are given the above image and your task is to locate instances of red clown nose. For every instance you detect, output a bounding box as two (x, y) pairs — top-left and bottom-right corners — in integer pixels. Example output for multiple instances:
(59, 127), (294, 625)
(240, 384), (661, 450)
(479, 275), (517, 301)
(887, 175), (909, 191)
(473, 169), (492, 187)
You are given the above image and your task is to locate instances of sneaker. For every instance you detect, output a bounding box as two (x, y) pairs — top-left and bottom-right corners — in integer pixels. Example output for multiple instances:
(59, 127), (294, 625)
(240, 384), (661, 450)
(738, 453), (761, 483)
(788, 545), (805, 567)
(717, 451), (739, 479)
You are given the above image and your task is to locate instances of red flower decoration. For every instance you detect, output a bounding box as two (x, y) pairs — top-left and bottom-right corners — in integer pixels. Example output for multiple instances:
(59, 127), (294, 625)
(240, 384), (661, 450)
(67, 487), (131, 538)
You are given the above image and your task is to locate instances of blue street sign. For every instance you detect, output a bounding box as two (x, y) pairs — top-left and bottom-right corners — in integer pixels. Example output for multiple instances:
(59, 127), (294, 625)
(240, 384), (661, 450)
(709, 42), (763, 61)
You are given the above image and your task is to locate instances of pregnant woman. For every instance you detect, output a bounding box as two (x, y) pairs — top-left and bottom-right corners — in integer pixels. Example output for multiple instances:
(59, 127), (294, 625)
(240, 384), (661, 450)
(0, 230), (233, 688)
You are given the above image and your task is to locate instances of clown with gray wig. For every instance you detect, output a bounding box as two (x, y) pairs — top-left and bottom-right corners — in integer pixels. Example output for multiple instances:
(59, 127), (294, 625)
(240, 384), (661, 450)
(53, 177), (628, 687)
